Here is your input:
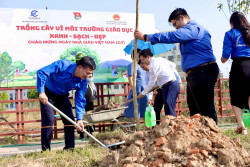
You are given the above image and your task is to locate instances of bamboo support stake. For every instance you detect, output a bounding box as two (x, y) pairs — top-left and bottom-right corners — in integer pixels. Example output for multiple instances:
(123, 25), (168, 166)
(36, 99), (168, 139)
(133, 0), (140, 131)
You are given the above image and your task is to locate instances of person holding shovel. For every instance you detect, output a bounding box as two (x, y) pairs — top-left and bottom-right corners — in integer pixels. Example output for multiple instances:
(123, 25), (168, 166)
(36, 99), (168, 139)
(134, 8), (219, 123)
(37, 56), (96, 151)
(138, 49), (180, 118)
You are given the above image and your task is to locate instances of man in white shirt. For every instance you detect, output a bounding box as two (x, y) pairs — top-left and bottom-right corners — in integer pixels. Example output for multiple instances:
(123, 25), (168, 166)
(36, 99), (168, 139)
(139, 60), (182, 124)
(138, 49), (180, 118)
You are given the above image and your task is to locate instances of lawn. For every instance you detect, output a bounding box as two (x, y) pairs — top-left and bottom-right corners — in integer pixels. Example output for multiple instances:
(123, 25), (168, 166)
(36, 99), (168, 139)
(0, 145), (108, 167)
(0, 126), (249, 167)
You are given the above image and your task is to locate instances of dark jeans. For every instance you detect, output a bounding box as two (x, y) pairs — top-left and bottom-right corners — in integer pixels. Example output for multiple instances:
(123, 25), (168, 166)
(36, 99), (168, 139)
(154, 81), (180, 124)
(40, 88), (74, 151)
(186, 63), (219, 123)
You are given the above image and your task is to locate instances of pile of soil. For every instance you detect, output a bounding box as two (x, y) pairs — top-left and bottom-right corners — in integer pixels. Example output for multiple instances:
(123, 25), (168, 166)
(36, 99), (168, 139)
(89, 102), (119, 113)
(97, 114), (250, 167)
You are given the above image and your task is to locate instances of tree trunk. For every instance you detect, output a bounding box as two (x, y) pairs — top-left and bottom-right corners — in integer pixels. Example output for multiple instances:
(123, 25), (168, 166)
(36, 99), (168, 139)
(5, 73), (8, 87)
(133, 0), (140, 131)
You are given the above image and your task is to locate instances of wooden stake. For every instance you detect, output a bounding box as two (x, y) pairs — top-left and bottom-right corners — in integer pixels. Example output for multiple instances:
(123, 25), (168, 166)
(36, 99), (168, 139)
(133, 0), (140, 131)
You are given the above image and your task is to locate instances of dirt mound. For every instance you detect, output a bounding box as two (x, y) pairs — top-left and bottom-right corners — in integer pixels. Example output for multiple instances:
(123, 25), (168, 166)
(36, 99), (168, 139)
(98, 114), (250, 167)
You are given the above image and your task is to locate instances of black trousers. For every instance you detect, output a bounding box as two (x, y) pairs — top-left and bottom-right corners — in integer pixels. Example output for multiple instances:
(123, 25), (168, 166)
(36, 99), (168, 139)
(186, 63), (219, 123)
(40, 88), (74, 151)
(154, 89), (163, 125)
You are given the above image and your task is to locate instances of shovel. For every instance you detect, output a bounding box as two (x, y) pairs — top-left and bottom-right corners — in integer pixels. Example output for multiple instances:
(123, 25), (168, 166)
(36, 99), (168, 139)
(119, 86), (159, 107)
(47, 102), (110, 150)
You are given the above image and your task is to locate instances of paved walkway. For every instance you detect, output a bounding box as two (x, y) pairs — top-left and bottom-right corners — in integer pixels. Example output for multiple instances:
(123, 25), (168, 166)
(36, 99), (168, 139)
(0, 140), (88, 157)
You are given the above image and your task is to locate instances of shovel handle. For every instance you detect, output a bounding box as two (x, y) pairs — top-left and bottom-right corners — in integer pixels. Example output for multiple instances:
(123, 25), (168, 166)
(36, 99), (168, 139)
(119, 86), (159, 107)
(119, 97), (138, 107)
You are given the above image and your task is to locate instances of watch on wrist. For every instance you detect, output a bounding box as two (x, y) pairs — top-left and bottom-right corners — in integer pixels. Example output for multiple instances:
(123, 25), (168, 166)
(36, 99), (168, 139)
(143, 34), (148, 42)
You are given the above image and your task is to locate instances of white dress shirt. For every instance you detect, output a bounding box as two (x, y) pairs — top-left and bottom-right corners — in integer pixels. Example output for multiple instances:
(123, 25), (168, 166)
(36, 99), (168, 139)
(144, 71), (153, 100)
(141, 57), (177, 96)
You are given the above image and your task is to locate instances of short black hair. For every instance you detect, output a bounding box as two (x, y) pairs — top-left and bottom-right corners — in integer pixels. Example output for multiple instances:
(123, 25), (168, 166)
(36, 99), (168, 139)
(168, 8), (190, 22)
(77, 56), (96, 70)
(139, 49), (153, 58)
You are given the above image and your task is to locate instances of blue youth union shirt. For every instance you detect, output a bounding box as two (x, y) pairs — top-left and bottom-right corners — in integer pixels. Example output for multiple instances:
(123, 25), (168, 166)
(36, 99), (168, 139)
(148, 20), (216, 72)
(37, 60), (87, 120)
(127, 63), (146, 88)
(222, 28), (250, 59)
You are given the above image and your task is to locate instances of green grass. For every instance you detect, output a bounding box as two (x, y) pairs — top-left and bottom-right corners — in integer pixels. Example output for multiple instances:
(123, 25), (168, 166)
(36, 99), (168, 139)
(0, 127), (249, 167)
(0, 145), (108, 167)
(221, 128), (250, 151)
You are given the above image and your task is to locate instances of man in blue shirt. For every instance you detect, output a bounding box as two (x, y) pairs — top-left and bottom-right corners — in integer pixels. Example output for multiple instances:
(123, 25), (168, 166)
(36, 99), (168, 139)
(134, 8), (219, 123)
(37, 56), (96, 151)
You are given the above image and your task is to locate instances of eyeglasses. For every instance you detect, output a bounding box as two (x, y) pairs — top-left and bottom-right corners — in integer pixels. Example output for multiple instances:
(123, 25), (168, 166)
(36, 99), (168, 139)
(172, 17), (180, 28)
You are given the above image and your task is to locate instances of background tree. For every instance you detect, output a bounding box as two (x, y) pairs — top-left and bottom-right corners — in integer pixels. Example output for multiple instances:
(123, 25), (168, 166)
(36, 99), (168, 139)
(218, 0), (249, 15)
(27, 89), (38, 99)
(0, 91), (10, 111)
(28, 70), (37, 77)
(0, 52), (14, 87)
(25, 89), (39, 109)
(12, 60), (26, 72)
(60, 45), (101, 65)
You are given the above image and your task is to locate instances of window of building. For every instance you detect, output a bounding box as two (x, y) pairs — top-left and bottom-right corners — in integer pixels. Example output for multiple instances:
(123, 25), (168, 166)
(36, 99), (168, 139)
(177, 65), (182, 72)
(114, 85), (119, 89)
(168, 56), (174, 62)
(177, 55), (181, 61)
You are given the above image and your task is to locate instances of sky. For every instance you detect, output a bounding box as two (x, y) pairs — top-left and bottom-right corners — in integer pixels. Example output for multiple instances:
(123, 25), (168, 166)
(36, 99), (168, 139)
(0, 0), (249, 77)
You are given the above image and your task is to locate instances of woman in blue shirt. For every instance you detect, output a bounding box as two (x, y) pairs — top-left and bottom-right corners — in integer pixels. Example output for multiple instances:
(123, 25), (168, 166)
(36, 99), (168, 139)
(123, 49), (148, 120)
(221, 11), (250, 135)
